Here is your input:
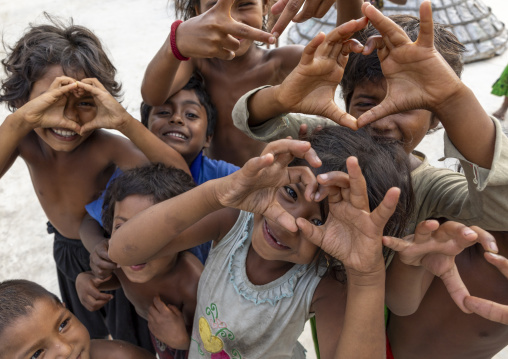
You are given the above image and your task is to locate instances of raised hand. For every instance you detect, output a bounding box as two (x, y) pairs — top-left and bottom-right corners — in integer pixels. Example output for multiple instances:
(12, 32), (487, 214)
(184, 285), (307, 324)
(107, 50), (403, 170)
(357, 1), (463, 127)
(297, 157), (400, 275)
(16, 76), (81, 133)
(75, 271), (114, 312)
(147, 296), (190, 350)
(273, 17), (367, 129)
(383, 221), (496, 313)
(217, 139), (321, 232)
(176, 0), (276, 60)
(464, 252), (508, 324)
(76, 79), (131, 134)
(90, 240), (118, 280)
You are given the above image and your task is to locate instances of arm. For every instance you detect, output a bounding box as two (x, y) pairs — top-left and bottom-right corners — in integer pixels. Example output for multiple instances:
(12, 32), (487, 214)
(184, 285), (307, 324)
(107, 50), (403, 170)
(109, 139), (321, 265)
(92, 339), (155, 359)
(76, 79), (190, 174)
(75, 271), (118, 312)
(360, 1), (495, 168)
(336, 0), (364, 26)
(141, 0), (276, 106)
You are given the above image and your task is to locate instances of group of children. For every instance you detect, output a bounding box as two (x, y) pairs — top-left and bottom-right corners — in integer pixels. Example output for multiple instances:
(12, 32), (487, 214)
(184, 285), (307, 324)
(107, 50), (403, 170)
(0, 0), (507, 358)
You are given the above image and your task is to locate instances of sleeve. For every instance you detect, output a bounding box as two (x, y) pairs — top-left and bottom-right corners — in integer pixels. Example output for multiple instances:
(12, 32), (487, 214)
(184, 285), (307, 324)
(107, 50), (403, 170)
(232, 86), (338, 142)
(412, 116), (508, 231)
(85, 168), (124, 226)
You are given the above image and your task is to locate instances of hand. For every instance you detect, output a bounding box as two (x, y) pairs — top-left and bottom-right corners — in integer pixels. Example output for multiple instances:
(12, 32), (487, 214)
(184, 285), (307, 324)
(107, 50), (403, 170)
(15, 76), (81, 133)
(76, 79), (132, 134)
(383, 221), (496, 313)
(147, 296), (190, 350)
(217, 139), (321, 232)
(357, 1), (463, 127)
(90, 240), (118, 280)
(464, 252), (508, 324)
(273, 18), (367, 130)
(75, 272), (114, 311)
(297, 157), (400, 277)
(176, 0), (276, 60)
(270, 0), (336, 37)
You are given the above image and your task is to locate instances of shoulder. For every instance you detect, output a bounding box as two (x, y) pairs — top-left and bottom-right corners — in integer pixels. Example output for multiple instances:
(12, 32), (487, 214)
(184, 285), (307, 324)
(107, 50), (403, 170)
(266, 45), (305, 74)
(177, 252), (203, 295)
(312, 273), (347, 310)
(201, 156), (240, 180)
(89, 130), (149, 168)
(90, 339), (155, 359)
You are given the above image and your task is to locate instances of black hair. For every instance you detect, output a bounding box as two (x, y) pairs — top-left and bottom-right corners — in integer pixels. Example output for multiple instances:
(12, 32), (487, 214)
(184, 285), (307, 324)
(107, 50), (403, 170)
(140, 73), (217, 138)
(102, 164), (196, 234)
(294, 126), (414, 281)
(0, 14), (121, 111)
(0, 279), (61, 340)
(341, 14), (465, 111)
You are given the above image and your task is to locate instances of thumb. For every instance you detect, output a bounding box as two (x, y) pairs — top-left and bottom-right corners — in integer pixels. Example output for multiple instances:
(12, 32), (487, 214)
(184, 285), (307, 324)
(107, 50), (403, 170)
(296, 217), (323, 247)
(357, 100), (395, 128)
(382, 236), (411, 252)
(327, 107), (359, 130)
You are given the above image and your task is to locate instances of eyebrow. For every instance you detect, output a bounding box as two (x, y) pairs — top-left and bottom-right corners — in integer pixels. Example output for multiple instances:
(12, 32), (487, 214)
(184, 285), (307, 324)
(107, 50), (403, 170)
(352, 93), (378, 100)
(21, 309), (67, 357)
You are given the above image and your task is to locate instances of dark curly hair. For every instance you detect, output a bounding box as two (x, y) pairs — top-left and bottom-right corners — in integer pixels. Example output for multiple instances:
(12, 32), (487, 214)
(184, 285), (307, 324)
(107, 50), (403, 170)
(0, 14), (121, 111)
(140, 73), (217, 138)
(102, 164), (196, 235)
(341, 14), (465, 111)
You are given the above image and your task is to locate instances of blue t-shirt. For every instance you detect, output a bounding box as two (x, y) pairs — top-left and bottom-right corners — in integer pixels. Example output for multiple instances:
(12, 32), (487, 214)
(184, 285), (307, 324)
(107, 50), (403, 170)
(85, 153), (239, 264)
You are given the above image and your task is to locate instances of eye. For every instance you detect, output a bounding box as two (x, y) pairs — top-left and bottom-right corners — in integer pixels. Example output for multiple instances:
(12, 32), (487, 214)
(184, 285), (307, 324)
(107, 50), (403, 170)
(239, 1), (254, 7)
(311, 218), (324, 226)
(353, 101), (375, 110)
(31, 349), (43, 359)
(155, 110), (171, 116)
(59, 318), (70, 332)
(78, 101), (95, 107)
(185, 112), (198, 119)
(284, 186), (297, 200)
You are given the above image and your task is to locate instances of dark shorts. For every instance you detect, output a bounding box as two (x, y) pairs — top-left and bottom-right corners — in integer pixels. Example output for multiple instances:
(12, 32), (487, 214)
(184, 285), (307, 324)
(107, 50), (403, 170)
(49, 222), (154, 353)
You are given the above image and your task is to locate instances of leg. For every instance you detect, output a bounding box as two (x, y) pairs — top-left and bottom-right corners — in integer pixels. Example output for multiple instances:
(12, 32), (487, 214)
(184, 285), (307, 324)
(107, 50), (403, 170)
(493, 96), (508, 120)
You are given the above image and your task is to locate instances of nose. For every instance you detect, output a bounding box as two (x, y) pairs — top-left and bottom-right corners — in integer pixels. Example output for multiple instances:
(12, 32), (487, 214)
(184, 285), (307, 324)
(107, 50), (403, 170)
(63, 102), (79, 124)
(53, 338), (73, 358)
(365, 115), (397, 136)
(169, 113), (184, 125)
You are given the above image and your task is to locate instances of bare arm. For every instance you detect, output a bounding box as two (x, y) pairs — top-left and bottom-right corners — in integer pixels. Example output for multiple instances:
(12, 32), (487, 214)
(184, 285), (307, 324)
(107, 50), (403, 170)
(336, 0), (364, 26)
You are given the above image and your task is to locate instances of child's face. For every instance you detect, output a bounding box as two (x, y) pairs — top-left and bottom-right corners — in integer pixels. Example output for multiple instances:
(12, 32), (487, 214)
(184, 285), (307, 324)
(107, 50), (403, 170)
(112, 195), (176, 283)
(348, 79), (438, 155)
(196, 0), (267, 57)
(148, 89), (211, 165)
(251, 183), (324, 264)
(0, 297), (90, 359)
(29, 65), (97, 152)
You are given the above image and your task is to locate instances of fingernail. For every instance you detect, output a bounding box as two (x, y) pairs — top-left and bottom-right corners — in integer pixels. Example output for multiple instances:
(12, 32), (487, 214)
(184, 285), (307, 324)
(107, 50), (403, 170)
(272, 32), (279, 39)
(463, 228), (475, 236)
(319, 174), (328, 180)
(489, 241), (499, 253)
(314, 192), (320, 201)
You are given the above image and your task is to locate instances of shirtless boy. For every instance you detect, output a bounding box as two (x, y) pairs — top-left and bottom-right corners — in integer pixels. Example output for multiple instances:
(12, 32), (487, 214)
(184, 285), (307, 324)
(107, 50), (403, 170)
(0, 279), (154, 359)
(0, 20), (186, 344)
(76, 165), (202, 358)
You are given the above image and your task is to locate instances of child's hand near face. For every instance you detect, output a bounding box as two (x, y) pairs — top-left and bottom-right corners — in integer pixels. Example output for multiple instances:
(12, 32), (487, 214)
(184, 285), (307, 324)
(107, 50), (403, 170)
(297, 157), (400, 277)
(176, 0), (275, 60)
(464, 253), (508, 325)
(147, 296), (190, 351)
(75, 271), (114, 312)
(90, 240), (118, 280)
(383, 221), (497, 313)
(12, 77), (81, 133)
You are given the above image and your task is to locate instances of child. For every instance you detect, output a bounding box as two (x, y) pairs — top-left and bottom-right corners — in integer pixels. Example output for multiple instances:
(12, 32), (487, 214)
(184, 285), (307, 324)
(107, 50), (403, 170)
(0, 19), (187, 347)
(141, 0), (366, 166)
(77, 164), (202, 359)
(491, 64), (508, 120)
(231, 2), (508, 357)
(108, 125), (416, 358)
(0, 279), (155, 359)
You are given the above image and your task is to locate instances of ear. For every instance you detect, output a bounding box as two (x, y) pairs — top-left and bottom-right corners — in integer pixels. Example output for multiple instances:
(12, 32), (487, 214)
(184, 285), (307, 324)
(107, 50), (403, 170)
(202, 134), (213, 149)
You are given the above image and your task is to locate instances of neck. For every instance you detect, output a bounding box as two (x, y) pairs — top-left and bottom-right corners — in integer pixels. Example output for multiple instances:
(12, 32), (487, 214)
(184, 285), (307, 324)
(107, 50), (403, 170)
(245, 244), (294, 285)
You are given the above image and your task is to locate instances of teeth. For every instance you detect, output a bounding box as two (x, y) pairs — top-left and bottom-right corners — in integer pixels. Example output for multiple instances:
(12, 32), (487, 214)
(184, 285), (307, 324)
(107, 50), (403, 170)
(165, 132), (186, 140)
(53, 129), (77, 137)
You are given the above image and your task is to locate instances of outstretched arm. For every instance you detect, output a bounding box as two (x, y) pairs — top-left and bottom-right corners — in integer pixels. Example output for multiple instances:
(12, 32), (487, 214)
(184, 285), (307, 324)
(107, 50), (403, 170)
(141, 0), (276, 106)
(246, 17), (367, 128)
(360, 1), (495, 168)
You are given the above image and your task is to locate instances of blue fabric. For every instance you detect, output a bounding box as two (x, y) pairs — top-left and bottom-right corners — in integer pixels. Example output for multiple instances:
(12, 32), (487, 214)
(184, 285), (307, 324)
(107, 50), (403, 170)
(85, 153), (239, 264)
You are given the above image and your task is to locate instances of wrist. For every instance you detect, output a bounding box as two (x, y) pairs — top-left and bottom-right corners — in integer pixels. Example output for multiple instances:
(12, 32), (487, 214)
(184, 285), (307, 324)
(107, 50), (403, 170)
(7, 112), (36, 134)
(171, 20), (190, 61)
(116, 113), (138, 135)
(346, 266), (386, 287)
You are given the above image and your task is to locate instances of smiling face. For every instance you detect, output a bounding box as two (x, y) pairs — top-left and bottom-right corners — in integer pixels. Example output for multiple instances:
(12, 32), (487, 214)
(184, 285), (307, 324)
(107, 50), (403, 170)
(148, 89), (211, 165)
(112, 195), (176, 283)
(348, 79), (438, 155)
(29, 65), (97, 153)
(0, 297), (90, 359)
(251, 183), (324, 265)
(196, 0), (267, 57)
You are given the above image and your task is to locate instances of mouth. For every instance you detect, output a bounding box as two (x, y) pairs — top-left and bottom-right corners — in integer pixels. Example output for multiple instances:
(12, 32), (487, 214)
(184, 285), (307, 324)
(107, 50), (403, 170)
(162, 131), (188, 141)
(263, 220), (290, 250)
(51, 128), (79, 140)
(129, 263), (147, 271)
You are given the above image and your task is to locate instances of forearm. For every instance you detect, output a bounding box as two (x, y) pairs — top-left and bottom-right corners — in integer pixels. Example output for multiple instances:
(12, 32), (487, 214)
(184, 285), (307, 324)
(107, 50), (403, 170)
(109, 179), (224, 265)
(119, 115), (190, 174)
(435, 85), (495, 169)
(334, 269), (386, 359)
(0, 113), (31, 176)
(336, 0), (363, 26)
(246, 85), (289, 127)
(385, 253), (434, 315)
(79, 214), (107, 253)
(141, 36), (182, 106)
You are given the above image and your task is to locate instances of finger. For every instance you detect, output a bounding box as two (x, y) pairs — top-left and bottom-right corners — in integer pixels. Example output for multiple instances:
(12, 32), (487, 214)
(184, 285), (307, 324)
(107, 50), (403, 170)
(80, 78), (107, 91)
(300, 32), (326, 67)
(314, 183), (341, 203)
(332, 39), (364, 63)
(484, 252), (508, 278)
(265, 139), (321, 167)
(357, 99), (396, 128)
(362, 35), (385, 56)
(296, 217), (324, 247)
(440, 265), (471, 313)
(345, 157), (370, 211)
(382, 236), (411, 252)
(415, 1), (434, 49)
(327, 108), (359, 130)
(286, 166), (318, 202)
(412, 220), (440, 244)
(225, 22), (276, 45)
(153, 296), (169, 311)
(266, 201), (298, 232)
(464, 296), (508, 325)
(369, 187), (401, 229)
(298, 123), (308, 139)
(270, 0), (305, 37)
(362, 3), (410, 48)
(49, 76), (78, 90)
(291, 0), (321, 24)
(293, 0), (335, 22)
(315, 172), (350, 202)
(325, 17), (369, 44)
(242, 153), (276, 178)
(471, 226), (498, 254)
